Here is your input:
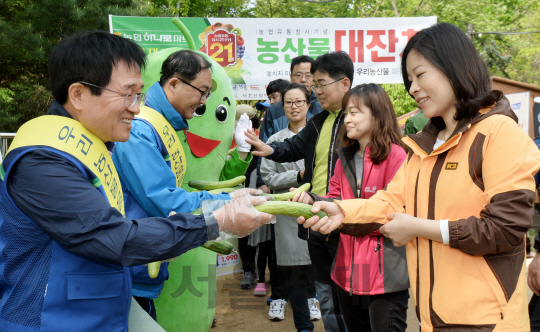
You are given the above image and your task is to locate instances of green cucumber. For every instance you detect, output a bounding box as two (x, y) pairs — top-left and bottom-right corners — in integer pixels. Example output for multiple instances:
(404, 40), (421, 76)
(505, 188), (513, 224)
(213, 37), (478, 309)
(261, 183), (311, 201)
(192, 185), (244, 194)
(148, 261), (161, 279)
(148, 207), (233, 278)
(201, 240), (234, 255)
(188, 175), (246, 190)
(254, 201), (328, 220)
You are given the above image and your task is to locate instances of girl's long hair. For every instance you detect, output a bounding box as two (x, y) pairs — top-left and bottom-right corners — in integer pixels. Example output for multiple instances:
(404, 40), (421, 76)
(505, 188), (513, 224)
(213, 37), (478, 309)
(339, 84), (405, 164)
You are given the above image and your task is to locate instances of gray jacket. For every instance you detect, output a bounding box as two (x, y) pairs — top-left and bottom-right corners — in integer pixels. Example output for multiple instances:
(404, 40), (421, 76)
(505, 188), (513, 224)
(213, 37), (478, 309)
(260, 127), (311, 266)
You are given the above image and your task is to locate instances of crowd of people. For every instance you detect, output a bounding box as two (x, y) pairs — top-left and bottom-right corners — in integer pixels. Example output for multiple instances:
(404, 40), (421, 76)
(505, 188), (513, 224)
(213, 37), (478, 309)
(0, 21), (539, 332)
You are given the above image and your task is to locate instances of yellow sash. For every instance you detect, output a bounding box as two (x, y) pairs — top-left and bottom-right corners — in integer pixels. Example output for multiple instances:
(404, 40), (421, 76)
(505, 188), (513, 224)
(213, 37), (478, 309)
(136, 106), (187, 187)
(2, 115), (125, 216)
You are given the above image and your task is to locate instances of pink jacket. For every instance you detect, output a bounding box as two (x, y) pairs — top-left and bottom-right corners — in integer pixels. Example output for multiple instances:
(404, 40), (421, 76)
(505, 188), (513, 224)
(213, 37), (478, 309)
(325, 143), (409, 295)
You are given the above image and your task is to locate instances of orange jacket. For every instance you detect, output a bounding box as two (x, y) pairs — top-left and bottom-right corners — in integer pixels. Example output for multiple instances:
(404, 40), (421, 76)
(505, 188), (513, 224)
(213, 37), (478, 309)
(338, 97), (540, 331)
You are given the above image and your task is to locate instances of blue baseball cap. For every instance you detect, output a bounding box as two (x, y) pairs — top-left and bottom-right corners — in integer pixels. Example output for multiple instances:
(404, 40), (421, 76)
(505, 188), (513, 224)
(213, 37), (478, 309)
(256, 100), (271, 110)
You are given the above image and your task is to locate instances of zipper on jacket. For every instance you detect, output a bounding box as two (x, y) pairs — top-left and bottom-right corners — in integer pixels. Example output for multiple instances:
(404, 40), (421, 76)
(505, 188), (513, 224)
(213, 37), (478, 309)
(374, 236), (382, 274)
(327, 111), (344, 193)
(349, 237), (356, 295)
(306, 117), (319, 243)
(310, 118), (319, 186)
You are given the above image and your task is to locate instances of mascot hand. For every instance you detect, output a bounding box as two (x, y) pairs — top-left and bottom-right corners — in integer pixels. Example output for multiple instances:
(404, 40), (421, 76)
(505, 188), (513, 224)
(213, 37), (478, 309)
(235, 113), (252, 152)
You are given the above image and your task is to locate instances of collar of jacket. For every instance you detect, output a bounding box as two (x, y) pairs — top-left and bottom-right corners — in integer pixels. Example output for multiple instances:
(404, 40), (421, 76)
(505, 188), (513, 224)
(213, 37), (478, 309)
(145, 81), (189, 131)
(403, 95), (516, 157)
(46, 99), (115, 152)
(286, 124), (305, 136)
(310, 108), (343, 127)
(336, 141), (374, 199)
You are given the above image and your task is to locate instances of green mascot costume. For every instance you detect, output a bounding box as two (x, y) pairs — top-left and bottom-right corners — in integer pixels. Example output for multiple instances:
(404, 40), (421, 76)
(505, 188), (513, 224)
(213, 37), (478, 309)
(140, 19), (251, 332)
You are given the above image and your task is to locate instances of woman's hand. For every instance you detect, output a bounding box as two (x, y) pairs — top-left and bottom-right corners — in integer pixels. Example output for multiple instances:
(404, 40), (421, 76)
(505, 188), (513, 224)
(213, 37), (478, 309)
(244, 129), (273, 157)
(379, 213), (419, 246)
(292, 191), (314, 205)
(528, 254), (540, 296)
(297, 201), (344, 234)
(379, 213), (442, 246)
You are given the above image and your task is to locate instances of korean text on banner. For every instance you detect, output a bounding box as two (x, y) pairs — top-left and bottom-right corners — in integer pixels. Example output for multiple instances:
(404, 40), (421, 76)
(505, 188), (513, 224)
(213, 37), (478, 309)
(110, 16), (437, 100)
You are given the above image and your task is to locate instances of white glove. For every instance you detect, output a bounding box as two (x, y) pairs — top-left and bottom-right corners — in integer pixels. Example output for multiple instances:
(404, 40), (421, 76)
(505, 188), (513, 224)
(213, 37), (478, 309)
(202, 196), (275, 238)
(235, 113), (252, 152)
(229, 188), (263, 200)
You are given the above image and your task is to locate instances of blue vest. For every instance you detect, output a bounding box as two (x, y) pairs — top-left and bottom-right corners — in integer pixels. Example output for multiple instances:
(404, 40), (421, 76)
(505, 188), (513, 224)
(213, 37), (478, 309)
(0, 147), (132, 332)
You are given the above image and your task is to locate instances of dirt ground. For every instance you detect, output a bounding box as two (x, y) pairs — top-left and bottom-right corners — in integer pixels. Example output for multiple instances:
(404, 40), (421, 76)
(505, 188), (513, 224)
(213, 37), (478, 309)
(212, 270), (419, 331)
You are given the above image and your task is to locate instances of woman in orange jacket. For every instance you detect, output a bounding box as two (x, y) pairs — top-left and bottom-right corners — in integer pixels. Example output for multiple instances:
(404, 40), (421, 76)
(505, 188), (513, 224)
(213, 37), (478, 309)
(294, 22), (540, 331)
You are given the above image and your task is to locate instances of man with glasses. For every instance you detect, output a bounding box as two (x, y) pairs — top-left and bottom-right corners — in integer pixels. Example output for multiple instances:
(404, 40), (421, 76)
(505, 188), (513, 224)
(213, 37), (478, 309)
(112, 49), (260, 319)
(0, 32), (272, 332)
(257, 55), (324, 193)
(247, 51), (354, 332)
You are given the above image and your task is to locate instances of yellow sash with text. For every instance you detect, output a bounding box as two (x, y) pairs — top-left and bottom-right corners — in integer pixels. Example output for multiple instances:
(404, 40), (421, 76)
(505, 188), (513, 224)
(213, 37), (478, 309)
(2, 115), (125, 216)
(136, 106), (187, 187)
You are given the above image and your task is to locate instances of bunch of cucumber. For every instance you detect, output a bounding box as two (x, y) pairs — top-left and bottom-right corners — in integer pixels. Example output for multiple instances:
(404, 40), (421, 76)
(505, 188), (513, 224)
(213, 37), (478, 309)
(148, 178), (328, 278)
(147, 202), (235, 279)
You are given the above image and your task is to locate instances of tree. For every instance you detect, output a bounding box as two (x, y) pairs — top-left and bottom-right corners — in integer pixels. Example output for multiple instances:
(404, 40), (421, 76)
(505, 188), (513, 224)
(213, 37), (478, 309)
(1, 0), (538, 132)
(0, 0), (150, 132)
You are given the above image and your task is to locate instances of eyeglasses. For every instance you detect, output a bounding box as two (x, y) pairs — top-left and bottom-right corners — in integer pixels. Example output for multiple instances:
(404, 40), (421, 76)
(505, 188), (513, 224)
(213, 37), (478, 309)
(78, 81), (147, 108)
(178, 78), (212, 101)
(292, 73), (313, 79)
(310, 77), (345, 92)
(283, 100), (307, 108)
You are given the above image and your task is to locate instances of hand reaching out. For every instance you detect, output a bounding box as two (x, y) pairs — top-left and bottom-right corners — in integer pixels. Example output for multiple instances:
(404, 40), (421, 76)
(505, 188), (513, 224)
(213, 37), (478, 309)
(297, 201), (344, 234)
(244, 129), (273, 157)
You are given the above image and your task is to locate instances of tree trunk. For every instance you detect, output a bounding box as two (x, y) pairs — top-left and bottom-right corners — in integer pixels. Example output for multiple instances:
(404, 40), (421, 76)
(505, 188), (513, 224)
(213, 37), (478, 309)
(391, 0), (400, 17)
(219, 0), (225, 17)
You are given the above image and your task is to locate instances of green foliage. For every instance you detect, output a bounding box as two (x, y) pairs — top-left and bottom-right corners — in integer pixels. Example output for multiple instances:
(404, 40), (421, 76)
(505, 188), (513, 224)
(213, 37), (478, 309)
(1, 0), (539, 132)
(146, 0), (253, 18)
(381, 84), (417, 117)
(0, 87), (18, 132)
(248, 0), (540, 114)
(0, 0), (151, 132)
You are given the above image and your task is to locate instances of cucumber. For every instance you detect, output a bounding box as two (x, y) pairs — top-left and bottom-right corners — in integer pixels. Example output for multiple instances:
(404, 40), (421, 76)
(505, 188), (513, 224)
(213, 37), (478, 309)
(148, 207), (233, 278)
(192, 185), (244, 194)
(254, 201), (328, 220)
(201, 240), (234, 255)
(188, 175), (246, 190)
(148, 261), (161, 279)
(191, 207), (203, 215)
(260, 183), (311, 201)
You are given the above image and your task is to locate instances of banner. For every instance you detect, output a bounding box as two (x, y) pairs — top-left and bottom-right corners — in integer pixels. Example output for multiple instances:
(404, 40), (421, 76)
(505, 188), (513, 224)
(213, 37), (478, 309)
(110, 15), (437, 100)
(506, 91), (530, 134)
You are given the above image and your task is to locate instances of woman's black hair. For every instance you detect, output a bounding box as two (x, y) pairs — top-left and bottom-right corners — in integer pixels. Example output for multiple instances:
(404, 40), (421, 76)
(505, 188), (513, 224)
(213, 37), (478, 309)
(282, 83), (310, 103)
(401, 23), (502, 122)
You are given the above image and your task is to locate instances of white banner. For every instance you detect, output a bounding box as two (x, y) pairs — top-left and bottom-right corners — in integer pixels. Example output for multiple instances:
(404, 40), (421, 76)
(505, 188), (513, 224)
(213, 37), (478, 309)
(111, 16), (437, 99)
(506, 91), (530, 134)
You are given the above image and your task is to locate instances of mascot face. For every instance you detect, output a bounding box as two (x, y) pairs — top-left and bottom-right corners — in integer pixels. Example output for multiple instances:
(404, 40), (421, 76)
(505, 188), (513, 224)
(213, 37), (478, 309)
(142, 49), (236, 186)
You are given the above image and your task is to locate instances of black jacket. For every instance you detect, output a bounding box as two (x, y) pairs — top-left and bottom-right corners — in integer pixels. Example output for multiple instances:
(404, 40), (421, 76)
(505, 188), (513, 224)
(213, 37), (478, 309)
(267, 109), (345, 240)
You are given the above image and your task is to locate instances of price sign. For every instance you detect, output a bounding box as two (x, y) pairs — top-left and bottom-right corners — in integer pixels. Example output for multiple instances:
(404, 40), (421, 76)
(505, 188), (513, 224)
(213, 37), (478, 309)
(206, 29), (237, 67)
(217, 252), (240, 268)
